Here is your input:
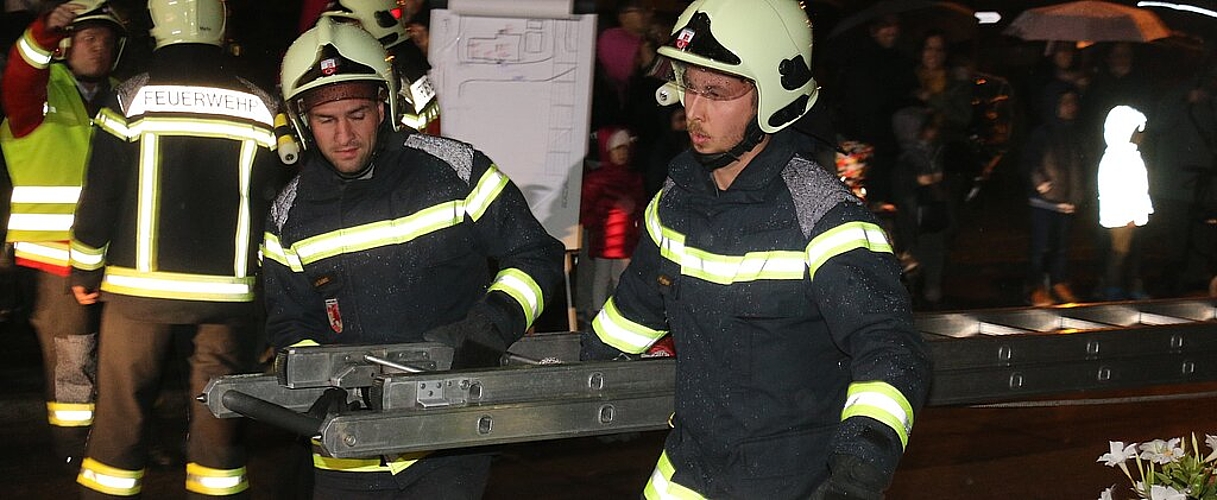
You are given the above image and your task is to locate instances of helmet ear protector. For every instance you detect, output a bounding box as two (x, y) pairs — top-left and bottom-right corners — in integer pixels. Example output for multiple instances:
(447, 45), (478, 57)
(56, 0), (128, 70)
(652, 0), (818, 134)
(280, 17), (401, 149)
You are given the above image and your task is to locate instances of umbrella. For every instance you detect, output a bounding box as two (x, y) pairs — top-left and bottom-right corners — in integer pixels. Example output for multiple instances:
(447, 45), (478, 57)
(826, 0), (978, 42)
(1004, 0), (1172, 42)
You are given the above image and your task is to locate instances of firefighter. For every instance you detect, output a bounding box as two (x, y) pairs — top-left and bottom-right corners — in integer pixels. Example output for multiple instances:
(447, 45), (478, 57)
(320, 0), (440, 134)
(0, 0), (124, 471)
(582, 0), (933, 498)
(263, 19), (563, 498)
(68, 0), (286, 497)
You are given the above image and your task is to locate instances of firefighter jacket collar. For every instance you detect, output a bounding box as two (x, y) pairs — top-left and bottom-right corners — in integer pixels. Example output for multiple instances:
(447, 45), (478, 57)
(298, 126), (412, 199)
(669, 129), (799, 195)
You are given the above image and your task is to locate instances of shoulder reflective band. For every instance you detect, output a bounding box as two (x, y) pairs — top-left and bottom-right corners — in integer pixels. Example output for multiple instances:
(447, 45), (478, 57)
(804, 221), (893, 281)
(94, 110), (276, 148)
(70, 240), (107, 271)
(592, 297), (668, 354)
(487, 268), (544, 327)
(78, 458), (144, 497)
(465, 166), (508, 222)
(841, 380), (915, 449)
(47, 401), (93, 427)
(14, 241), (70, 265)
(126, 85), (274, 126)
(644, 451), (706, 500)
(16, 29), (53, 69)
(185, 463), (248, 496)
(101, 267), (256, 302)
(643, 193), (805, 285)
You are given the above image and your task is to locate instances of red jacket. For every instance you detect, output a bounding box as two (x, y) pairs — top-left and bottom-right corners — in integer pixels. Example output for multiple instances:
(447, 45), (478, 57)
(581, 129), (645, 259)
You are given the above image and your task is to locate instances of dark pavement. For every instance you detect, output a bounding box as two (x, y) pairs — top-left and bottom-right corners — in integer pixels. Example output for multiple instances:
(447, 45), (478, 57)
(3, 170), (1216, 499)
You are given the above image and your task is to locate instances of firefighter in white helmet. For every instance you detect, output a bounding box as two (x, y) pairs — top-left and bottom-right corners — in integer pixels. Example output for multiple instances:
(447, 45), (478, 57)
(263, 17), (562, 498)
(581, 0), (932, 498)
(70, 0), (288, 497)
(321, 0), (440, 133)
(0, 0), (125, 473)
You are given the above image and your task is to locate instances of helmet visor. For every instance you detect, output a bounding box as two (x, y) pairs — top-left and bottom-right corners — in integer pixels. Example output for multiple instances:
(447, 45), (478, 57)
(650, 58), (753, 102)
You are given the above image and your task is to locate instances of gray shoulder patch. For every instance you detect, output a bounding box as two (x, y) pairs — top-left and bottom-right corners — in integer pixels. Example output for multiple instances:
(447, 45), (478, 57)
(782, 156), (861, 239)
(405, 134), (476, 184)
(114, 73), (149, 115)
(270, 176), (300, 232)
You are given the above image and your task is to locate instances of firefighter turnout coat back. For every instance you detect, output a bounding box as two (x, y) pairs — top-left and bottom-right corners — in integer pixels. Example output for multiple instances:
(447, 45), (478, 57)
(70, 66), (282, 320)
(591, 130), (932, 498)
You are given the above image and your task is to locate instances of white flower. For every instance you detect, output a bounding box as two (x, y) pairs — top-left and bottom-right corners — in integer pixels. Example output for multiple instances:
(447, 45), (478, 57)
(1099, 441), (1138, 467)
(1148, 484), (1186, 500)
(1097, 486), (1114, 500)
(1139, 438), (1185, 465)
(1205, 434), (1217, 462)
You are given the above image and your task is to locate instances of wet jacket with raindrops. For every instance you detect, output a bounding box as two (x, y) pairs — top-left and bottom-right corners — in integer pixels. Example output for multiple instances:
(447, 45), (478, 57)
(591, 129), (931, 498)
(260, 128), (565, 349)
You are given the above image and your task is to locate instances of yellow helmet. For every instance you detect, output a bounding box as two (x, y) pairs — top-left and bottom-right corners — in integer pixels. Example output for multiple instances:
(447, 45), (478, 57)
(321, 0), (409, 49)
(57, 0), (127, 66)
(281, 17), (401, 144)
(147, 0), (227, 49)
(656, 0), (818, 133)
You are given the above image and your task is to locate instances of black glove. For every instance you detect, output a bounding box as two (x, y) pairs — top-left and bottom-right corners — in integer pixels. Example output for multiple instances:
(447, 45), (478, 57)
(810, 454), (888, 500)
(579, 329), (637, 361)
(423, 307), (508, 369)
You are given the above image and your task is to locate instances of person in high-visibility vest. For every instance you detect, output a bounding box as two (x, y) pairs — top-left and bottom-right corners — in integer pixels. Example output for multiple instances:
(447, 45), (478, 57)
(0, 0), (125, 473)
(68, 0), (288, 497)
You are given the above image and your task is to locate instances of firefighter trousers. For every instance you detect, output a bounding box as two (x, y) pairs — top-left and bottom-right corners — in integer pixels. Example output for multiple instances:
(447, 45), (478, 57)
(29, 270), (101, 460)
(79, 304), (257, 499)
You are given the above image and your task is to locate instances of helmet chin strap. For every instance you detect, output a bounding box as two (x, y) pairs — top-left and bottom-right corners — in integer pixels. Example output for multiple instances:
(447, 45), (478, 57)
(691, 119), (766, 171)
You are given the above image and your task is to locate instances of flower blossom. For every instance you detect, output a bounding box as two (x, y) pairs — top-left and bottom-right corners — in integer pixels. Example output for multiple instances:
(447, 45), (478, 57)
(1147, 484), (1186, 500)
(1099, 441), (1138, 467)
(1097, 486), (1114, 500)
(1139, 438), (1185, 465)
(1205, 434), (1217, 463)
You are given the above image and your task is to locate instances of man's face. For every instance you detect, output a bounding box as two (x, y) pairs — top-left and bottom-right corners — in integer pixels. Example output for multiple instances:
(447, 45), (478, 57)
(680, 66), (756, 156)
(307, 98), (385, 175)
(66, 25), (117, 80)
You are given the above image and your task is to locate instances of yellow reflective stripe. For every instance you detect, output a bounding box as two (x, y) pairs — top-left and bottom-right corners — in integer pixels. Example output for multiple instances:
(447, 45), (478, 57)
(643, 195), (805, 285)
(78, 458), (143, 496)
(591, 298), (667, 354)
(70, 240), (107, 270)
(311, 451), (427, 473)
(260, 233), (305, 272)
(10, 186), (82, 204)
(487, 268), (544, 327)
(291, 202), (464, 266)
(101, 267), (256, 302)
(14, 241), (70, 267)
(8, 213), (74, 231)
(233, 140), (257, 278)
(47, 402), (94, 427)
(805, 221), (893, 281)
(185, 462), (248, 496)
(96, 114), (275, 147)
(643, 451), (705, 500)
(136, 133), (159, 272)
(291, 339), (321, 347)
(17, 30), (52, 69)
(95, 108), (132, 137)
(126, 85), (274, 125)
(841, 380), (915, 449)
(464, 166), (508, 222)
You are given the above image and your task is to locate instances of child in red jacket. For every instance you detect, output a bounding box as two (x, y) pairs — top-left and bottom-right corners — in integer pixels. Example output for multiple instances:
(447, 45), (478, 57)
(581, 127), (646, 315)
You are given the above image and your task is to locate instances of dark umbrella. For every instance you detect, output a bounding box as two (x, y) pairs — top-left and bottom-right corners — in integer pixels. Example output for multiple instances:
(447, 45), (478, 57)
(826, 0), (978, 42)
(1004, 0), (1172, 42)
